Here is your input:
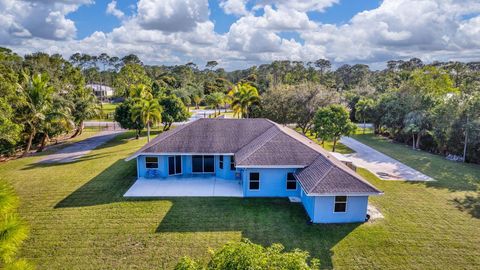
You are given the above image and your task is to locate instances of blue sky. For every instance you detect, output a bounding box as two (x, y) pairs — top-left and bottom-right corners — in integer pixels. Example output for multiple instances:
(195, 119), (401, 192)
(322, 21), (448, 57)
(1, 0), (480, 69)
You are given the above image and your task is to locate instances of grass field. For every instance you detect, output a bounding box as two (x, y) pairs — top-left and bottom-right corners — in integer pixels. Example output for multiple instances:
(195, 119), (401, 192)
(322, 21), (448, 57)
(1, 131), (479, 269)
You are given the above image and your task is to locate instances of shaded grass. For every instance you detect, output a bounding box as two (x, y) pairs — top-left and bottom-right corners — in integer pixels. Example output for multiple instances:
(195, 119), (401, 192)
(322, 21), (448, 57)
(0, 132), (479, 269)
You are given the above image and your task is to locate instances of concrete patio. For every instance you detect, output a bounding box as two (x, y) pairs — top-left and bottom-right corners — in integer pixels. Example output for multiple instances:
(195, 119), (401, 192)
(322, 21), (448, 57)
(124, 175), (243, 197)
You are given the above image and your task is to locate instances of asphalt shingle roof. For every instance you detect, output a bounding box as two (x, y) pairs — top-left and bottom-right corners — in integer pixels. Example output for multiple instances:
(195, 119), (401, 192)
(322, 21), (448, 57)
(127, 118), (382, 195)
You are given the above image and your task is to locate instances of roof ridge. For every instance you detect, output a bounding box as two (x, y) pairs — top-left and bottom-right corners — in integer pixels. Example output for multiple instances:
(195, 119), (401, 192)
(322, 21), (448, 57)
(308, 166), (333, 193)
(234, 125), (281, 163)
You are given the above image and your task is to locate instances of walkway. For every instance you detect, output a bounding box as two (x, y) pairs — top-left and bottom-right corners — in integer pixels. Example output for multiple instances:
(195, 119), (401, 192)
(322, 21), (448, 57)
(124, 176), (243, 197)
(39, 130), (124, 163)
(340, 137), (434, 181)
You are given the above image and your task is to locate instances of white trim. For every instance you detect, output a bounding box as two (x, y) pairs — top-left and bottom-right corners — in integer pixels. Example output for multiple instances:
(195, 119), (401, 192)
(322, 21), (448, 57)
(145, 156), (159, 169)
(236, 165), (305, 169)
(248, 171), (260, 191)
(167, 155), (182, 176)
(333, 196), (348, 213)
(126, 152), (235, 161)
(191, 155), (215, 174)
(286, 171), (297, 191)
(306, 192), (383, 196)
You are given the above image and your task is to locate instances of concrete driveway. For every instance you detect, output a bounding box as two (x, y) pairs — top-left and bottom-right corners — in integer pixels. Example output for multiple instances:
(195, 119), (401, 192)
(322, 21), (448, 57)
(340, 137), (434, 181)
(39, 130), (124, 163)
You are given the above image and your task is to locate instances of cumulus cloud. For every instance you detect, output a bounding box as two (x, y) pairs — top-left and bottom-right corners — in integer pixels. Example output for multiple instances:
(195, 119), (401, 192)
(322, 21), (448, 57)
(106, 0), (125, 19)
(220, 0), (249, 16)
(136, 0), (209, 32)
(255, 0), (339, 12)
(0, 0), (92, 43)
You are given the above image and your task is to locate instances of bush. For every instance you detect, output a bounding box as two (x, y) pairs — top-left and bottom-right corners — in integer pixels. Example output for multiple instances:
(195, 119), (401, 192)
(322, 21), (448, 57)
(174, 239), (319, 270)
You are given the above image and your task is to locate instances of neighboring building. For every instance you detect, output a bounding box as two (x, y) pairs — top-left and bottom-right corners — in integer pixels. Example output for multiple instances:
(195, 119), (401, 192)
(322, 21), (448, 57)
(125, 118), (382, 223)
(86, 84), (114, 99)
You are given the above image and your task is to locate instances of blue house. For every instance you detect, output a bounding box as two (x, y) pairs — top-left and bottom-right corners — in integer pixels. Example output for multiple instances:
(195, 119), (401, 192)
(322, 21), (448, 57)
(125, 118), (382, 223)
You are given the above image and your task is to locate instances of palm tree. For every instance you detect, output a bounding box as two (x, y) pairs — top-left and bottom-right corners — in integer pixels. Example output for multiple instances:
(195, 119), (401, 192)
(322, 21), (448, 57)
(228, 83), (260, 118)
(192, 95), (203, 109)
(70, 87), (101, 138)
(37, 97), (74, 152)
(129, 84), (153, 100)
(205, 92), (224, 116)
(131, 99), (162, 142)
(19, 74), (55, 156)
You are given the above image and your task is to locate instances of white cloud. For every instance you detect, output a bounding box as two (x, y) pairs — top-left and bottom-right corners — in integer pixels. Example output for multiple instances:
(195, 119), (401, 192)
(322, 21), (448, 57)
(220, 0), (249, 16)
(106, 0), (125, 19)
(136, 0), (209, 32)
(255, 0), (339, 12)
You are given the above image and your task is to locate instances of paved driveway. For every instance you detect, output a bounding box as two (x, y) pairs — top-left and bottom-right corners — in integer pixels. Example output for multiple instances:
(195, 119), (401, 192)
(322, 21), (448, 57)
(340, 137), (434, 181)
(39, 130), (124, 163)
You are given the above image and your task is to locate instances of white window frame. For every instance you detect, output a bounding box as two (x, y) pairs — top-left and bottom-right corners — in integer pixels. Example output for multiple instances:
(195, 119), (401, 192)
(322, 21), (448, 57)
(168, 155), (182, 176)
(219, 155), (224, 169)
(286, 172), (297, 191)
(333, 196), (348, 213)
(192, 155), (215, 174)
(145, 156), (159, 169)
(248, 172), (260, 191)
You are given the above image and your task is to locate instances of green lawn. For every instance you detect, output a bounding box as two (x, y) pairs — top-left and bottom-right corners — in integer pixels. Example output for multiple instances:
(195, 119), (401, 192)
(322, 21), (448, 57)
(1, 131), (479, 269)
(299, 129), (354, 154)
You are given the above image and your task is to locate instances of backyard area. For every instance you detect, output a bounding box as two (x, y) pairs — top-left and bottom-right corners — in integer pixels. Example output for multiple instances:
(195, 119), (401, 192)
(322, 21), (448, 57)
(0, 131), (479, 269)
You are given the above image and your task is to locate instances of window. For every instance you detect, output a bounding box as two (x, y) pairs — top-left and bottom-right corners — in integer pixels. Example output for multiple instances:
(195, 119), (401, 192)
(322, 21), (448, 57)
(145, 157), (158, 168)
(192, 155), (215, 173)
(230, 155), (236, 170)
(168, 156), (182, 175)
(219, 155), (224, 169)
(286, 172), (296, 190)
(334, 196), (347, 213)
(249, 172), (260, 190)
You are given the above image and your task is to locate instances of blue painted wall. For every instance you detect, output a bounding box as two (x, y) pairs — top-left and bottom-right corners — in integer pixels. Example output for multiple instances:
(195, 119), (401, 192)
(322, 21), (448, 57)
(300, 188), (315, 220)
(241, 168), (301, 197)
(137, 154), (237, 179)
(310, 196), (369, 223)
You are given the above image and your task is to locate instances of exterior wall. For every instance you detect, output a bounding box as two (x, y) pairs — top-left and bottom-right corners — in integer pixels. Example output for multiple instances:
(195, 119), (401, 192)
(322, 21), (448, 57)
(310, 196), (369, 223)
(241, 168), (301, 197)
(215, 155), (238, 180)
(136, 154), (237, 179)
(300, 188), (315, 220)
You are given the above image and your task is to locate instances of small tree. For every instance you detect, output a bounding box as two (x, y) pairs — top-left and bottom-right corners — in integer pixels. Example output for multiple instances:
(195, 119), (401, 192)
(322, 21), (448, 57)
(174, 239), (319, 270)
(313, 104), (356, 152)
(355, 98), (375, 134)
(114, 99), (145, 139)
(205, 92), (224, 115)
(131, 99), (162, 142)
(159, 95), (189, 131)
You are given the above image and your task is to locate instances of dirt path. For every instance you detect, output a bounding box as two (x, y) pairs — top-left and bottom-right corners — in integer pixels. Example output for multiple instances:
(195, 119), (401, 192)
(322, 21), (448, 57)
(340, 137), (434, 181)
(39, 130), (124, 163)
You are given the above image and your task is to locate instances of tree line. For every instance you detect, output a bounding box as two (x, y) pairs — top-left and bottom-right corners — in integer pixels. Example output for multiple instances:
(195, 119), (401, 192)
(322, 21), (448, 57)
(1, 47), (479, 163)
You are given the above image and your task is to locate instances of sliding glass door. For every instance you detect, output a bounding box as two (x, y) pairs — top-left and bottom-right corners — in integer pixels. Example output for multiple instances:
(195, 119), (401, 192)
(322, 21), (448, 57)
(168, 155), (182, 175)
(192, 155), (215, 173)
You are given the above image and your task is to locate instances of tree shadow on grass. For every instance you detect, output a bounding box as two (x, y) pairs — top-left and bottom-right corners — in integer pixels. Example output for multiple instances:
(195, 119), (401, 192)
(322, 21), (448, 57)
(54, 158), (137, 208)
(452, 193), (480, 219)
(156, 197), (360, 269)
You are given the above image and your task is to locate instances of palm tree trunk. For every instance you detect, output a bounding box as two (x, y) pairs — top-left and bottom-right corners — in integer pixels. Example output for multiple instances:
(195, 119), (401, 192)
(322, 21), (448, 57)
(363, 119), (366, 134)
(38, 133), (49, 152)
(23, 127), (36, 157)
(412, 134), (415, 149)
(332, 138), (337, 152)
(71, 121), (84, 138)
(147, 123), (151, 142)
(415, 133), (421, 150)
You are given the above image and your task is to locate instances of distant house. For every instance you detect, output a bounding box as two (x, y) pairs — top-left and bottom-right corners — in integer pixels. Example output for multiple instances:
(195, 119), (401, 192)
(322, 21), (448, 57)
(125, 118), (382, 223)
(86, 84), (114, 99)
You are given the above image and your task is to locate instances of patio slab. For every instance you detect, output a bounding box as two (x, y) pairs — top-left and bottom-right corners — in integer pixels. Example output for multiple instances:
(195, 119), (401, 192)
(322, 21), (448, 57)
(124, 176), (243, 197)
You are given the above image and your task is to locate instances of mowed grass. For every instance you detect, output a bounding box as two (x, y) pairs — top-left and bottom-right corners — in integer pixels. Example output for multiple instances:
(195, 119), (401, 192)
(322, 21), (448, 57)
(300, 129), (354, 154)
(0, 132), (479, 269)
